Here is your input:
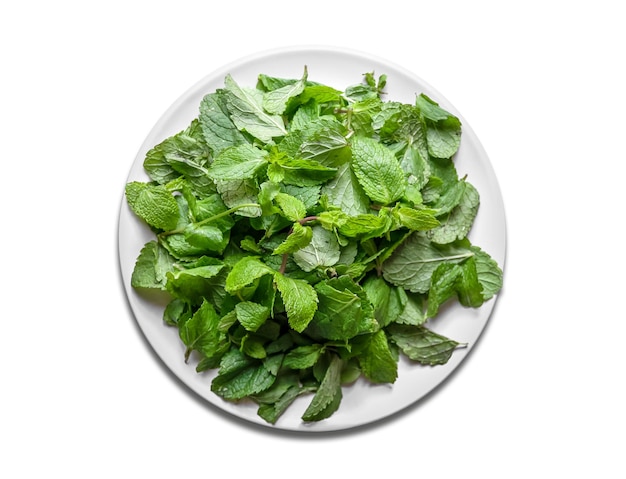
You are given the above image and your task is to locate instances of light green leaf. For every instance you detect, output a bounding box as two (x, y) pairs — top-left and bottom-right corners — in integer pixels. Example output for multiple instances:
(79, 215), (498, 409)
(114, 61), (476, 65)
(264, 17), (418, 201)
(292, 225), (341, 272)
(199, 91), (248, 156)
(235, 301), (271, 332)
(350, 136), (406, 204)
(215, 178), (261, 217)
(263, 66), (308, 114)
(125, 182), (179, 231)
(273, 273), (318, 333)
(395, 206), (440, 231)
(131, 240), (177, 290)
(274, 192), (307, 222)
(224, 74), (287, 142)
(362, 276), (405, 327)
(225, 256), (275, 294)
(272, 222), (313, 255)
(428, 182), (480, 244)
(321, 163), (370, 216)
(208, 144), (268, 181)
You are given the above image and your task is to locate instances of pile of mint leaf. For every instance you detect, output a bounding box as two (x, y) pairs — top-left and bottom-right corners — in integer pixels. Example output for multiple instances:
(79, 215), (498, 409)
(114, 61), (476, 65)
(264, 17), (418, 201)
(125, 67), (503, 424)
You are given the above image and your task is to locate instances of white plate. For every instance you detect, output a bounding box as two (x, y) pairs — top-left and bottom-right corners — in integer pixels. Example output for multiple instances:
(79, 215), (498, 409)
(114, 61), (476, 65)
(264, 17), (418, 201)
(118, 46), (506, 432)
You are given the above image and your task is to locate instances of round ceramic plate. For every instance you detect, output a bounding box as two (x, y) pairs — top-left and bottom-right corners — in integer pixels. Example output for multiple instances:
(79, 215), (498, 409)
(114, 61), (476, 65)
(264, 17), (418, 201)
(118, 46), (506, 432)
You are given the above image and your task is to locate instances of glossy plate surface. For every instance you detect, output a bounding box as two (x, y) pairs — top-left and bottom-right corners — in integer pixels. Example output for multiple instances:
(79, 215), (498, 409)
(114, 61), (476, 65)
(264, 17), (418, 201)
(118, 46), (506, 432)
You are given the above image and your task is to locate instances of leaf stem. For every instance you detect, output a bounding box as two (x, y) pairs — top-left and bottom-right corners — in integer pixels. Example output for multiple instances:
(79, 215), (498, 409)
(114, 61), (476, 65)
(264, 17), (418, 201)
(159, 203), (261, 237)
(298, 215), (318, 225)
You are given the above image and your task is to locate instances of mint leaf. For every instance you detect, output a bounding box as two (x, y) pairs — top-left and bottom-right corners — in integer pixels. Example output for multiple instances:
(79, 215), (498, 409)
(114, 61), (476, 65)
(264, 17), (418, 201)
(382, 233), (474, 293)
(394, 206), (440, 231)
(301, 354), (343, 422)
(224, 74), (287, 142)
(350, 136), (406, 205)
(131, 240), (177, 290)
(179, 300), (226, 362)
(471, 246), (503, 301)
(388, 324), (461, 366)
(125, 69), (504, 424)
(428, 182), (480, 244)
(215, 178), (261, 217)
(356, 330), (398, 384)
(263, 66), (308, 114)
(199, 91), (248, 156)
(125, 182), (179, 231)
(235, 301), (271, 332)
(274, 192), (307, 222)
(208, 144), (268, 181)
(362, 276), (405, 327)
(292, 225), (341, 272)
(272, 222), (313, 255)
(268, 155), (337, 186)
(283, 344), (324, 369)
(165, 257), (226, 303)
(321, 163), (370, 216)
(308, 276), (378, 340)
(225, 256), (275, 294)
(274, 273), (318, 333)
(211, 349), (276, 400)
(416, 94), (462, 159)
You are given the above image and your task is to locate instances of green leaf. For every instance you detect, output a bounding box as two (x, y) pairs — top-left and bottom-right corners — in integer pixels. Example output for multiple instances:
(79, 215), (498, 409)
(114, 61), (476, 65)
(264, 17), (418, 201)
(301, 354), (343, 422)
(471, 246), (503, 300)
(235, 301), (270, 332)
(308, 276), (378, 341)
(357, 330), (397, 384)
(416, 94), (462, 159)
(215, 178), (261, 217)
(263, 66), (308, 114)
(283, 344), (324, 369)
(199, 91), (248, 156)
(131, 240), (177, 290)
(143, 119), (210, 186)
(268, 155), (337, 186)
(225, 256), (275, 294)
(274, 273), (318, 333)
(350, 136), (406, 205)
(394, 207), (440, 231)
(183, 223), (228, 253)
(274, 192), (307, 221)
(179, 300), (227, 362)
(165, 257), (226, 302)
(208, 144), (268, 181)
(388, 324), (461, 366)
(292, 225), (341, 272)
(337, 213), (393, 240)
(382, 233), (474, 293)
(125, 182), (179, 231)
(362, 276), (405, 327)
(224, 74), (287, 142)
(211, 349), (276, 400)
(299, 121), (350, 167)
(272, 222), (313, 255)
(321, 163), (370, 216)
(428, 182), (480, 244)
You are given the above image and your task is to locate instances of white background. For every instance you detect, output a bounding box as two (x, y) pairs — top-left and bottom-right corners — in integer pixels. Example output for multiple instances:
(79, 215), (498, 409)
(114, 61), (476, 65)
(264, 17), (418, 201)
(1, 1), (624, 477)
